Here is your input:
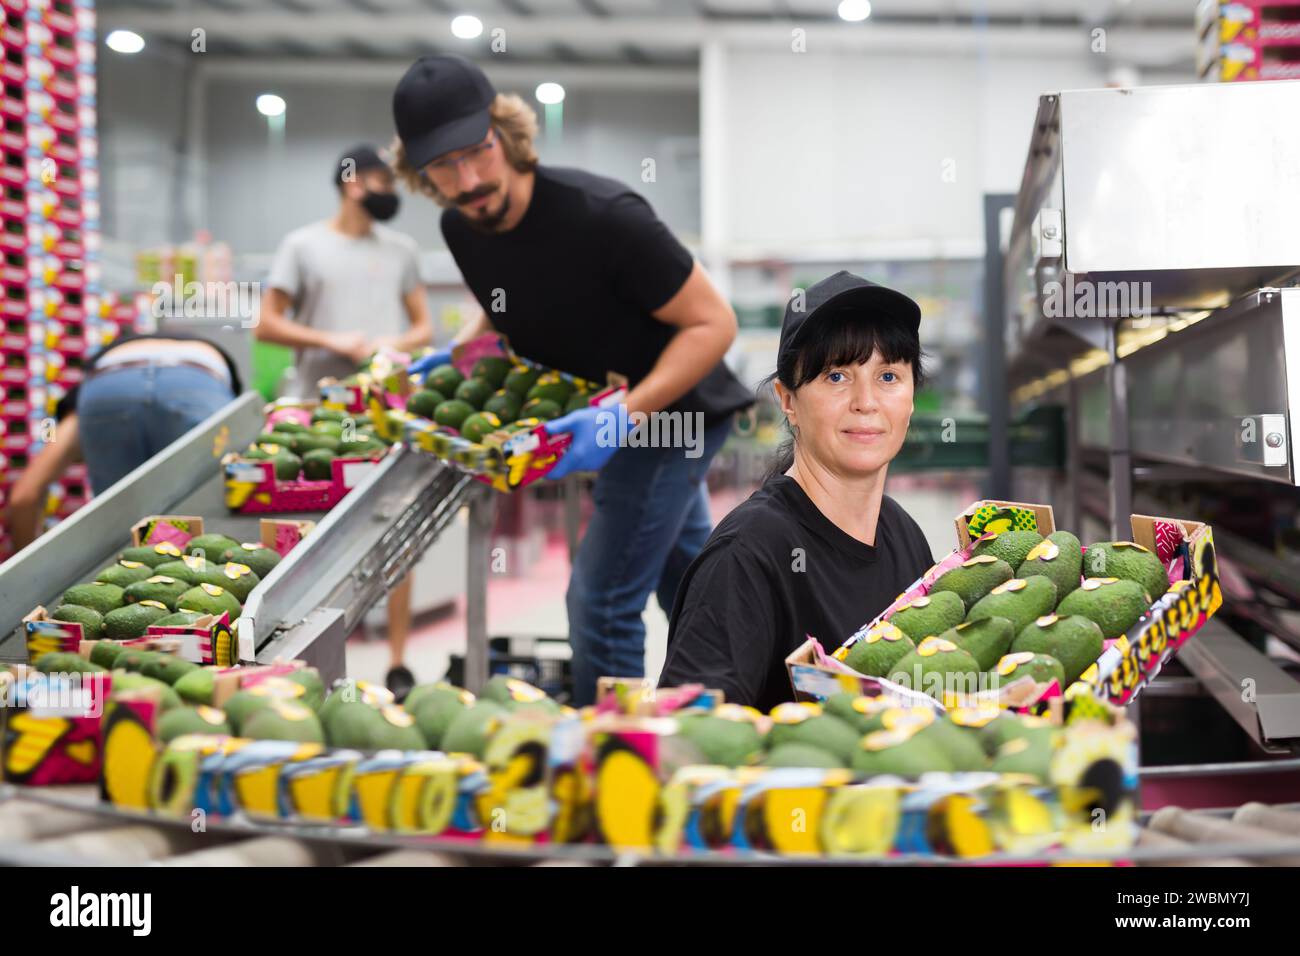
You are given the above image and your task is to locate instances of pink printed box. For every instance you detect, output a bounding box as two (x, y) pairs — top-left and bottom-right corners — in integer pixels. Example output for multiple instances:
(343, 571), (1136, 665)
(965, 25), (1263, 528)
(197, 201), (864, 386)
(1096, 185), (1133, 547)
(786, 500), (1222, 711)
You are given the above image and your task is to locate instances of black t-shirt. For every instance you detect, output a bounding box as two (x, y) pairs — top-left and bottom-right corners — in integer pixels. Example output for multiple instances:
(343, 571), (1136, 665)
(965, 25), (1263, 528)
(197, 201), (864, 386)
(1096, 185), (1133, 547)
(55, 332), (243, 421)
(441, 165), (753, 424)
(659, 475), (935, 712)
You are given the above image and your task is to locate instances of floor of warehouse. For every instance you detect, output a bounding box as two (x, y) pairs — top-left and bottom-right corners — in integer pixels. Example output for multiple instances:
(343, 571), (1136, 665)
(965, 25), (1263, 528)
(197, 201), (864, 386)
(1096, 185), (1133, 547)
(344, 481), (969, 690)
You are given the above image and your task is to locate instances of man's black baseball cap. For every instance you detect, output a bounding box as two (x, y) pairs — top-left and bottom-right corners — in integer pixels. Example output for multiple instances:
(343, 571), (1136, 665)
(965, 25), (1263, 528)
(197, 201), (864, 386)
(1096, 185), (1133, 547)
(778, 270), (921, 367)
(334, 143), (390, 187)
(393, 54), (496, 170)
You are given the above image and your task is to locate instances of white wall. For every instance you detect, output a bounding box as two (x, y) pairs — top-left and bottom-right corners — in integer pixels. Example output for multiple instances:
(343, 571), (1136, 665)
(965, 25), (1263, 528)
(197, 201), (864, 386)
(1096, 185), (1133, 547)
(707, 45), (1183, 259)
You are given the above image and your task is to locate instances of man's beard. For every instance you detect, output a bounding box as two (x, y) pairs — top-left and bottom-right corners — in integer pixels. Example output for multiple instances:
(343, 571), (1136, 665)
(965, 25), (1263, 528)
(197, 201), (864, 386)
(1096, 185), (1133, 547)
(457, 186), (510, 234)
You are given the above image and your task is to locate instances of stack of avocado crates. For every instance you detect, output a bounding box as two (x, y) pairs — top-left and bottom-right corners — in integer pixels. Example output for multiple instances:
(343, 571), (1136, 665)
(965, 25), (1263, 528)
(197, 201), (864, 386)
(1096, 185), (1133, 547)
(0, 0), (124, 561)
(787, 499), (1222, 714)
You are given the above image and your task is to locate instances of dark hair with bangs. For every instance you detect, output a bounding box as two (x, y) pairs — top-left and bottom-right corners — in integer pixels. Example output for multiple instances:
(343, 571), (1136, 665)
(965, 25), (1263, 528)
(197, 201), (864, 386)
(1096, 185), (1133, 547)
(763, 309), (925, 478)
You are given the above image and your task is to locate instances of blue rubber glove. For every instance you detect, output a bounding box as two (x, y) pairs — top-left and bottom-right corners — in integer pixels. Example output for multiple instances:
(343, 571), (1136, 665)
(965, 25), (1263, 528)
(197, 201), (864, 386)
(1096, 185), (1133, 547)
(544, 404), (632, 479)
(407, 346), (454, 379)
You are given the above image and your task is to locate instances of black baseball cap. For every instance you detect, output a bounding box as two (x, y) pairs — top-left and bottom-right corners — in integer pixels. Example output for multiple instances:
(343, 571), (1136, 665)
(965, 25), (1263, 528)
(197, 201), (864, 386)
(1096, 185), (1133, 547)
(334, 143), (390, 187)
(778, 271), (921, 367)
(393, 54), (496, 170)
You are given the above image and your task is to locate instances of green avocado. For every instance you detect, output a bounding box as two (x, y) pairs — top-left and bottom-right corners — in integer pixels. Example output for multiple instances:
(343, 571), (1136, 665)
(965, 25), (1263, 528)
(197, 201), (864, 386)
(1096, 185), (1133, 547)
(943, 615), (1015, 671)
(433, 399), (476, 431)
(405, 388), (446, 419)
(93, 561), (154, 588)
(989, 729), (1058, 782)
(761, 743), (845, 769)
(525, 375), (574, 407)
(152, 610), (208, 629)
(971, 530), (1045, 571)
(1083, 541), (1168, 605)
(965, 576), (1058, 635)
(520, 397), (562, 421)
(992, 651), (1066, 691)
(336, 439), (385, 457)
(34, 651), (104, 675)
(842, 625), (916, 678)
(49, 604), (104, 639)
(271, 450), (303, 480)
(102, 602), (170, 640)
(823, 693), (891, 734)
(915, 717), (988, 772)
(765, 713), (860, 763)
(674, 714), (763, 767)
(851, 727), (954, 776)
(176, 583), (243, 620)
(310, 420), (345, 438)
(185, 534), (241, 561)
(108, 671), (182, 711)
(302, 448), (337, 481)
(243, 701), (326, 743)
(453, 377), (494, 410)
(172, 668), (216, 706)
(886, 638), (982, 701)
(119, 544), (185, 568)
(472, 356), (511, 389)
(1056, 577), (1150, 640)
(141, 653), (200, 686)
(60, 582), (125, 616)
(222, 679), (306, 733)
(284, 667), (326, 712)
(365, 705), (427, 751)
(503, 366), (540, 397)
(978, 712), (1056, 756)
(483, 389), (523, 422)
(123, 576), (190, 611)
(289, 432), (340, 456)
(1016, 530), (1083, 603)
(153, 557), (213, 586)
(411, 686), (473, 749)
(115, 649), (159, 673)
(220, 544), (281, 579)
(241, 446), (271, 461)
(311, 407), (348, 424)
(1009, 613), (1104, 685)
(929, 556), (1015, 611)
(887, 591), (966, 644)
(438, 700), (509, 758)
(565, 392), (593, 414)
(157, 706), (231, 743)
(89, 640), (127, 669)
(426, 364), (465, 398)
(460, 411), (503, 443)
(269, 420), (309, 435)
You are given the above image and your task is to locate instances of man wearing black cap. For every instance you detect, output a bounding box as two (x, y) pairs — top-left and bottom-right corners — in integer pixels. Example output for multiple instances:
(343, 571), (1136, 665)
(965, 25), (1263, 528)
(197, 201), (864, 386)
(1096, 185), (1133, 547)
(659, 272), (934, 711)
(256, 144), (432, 389)
(391, 55), (754, 706)
(255, 143), (433, 698)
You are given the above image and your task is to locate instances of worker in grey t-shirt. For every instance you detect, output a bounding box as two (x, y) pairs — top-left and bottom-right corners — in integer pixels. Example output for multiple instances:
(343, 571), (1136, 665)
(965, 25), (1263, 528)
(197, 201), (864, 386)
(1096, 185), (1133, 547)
(255, 143), (433, 700)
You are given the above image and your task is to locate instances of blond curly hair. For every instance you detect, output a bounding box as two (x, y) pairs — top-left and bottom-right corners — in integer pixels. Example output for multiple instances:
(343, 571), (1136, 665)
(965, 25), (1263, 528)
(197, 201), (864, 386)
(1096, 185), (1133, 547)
(392, 93), (539, 206)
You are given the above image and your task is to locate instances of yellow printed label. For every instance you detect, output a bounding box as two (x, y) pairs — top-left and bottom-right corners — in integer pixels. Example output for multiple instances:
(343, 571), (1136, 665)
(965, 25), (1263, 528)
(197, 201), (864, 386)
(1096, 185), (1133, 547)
(852, 696), (886, 716)
(992, 579), (1028, 595)
(998, 738), (1031, 757)
(997, 652), (1036, 675)
(1113, 541), (1150, 552)
(382, 705), (414, 728)
(240, 542), (261, 550)
(249, 679), (304, 699)
(1026, 540), (1060, 562)
(963, 555), (998, 567)
(197, 706), (226, 725)
(714, 703), (762, 724)
(918, 637), (957, 657)
(154, 543), (182, 556)
(1036, 614), (1059, 627)
(183, 555), (206, 570)
(770, 701), (821, 724)
(908, 596), (931, 609)
(949, 707), (1001, 728)
(277, 702), (314, 722)
(1081, 577), (1118, 591)
(139, 600), (169, 610)
(146, 576), (176, 585)
(199, 582), (225, 597)
(224, 563), (252, 579)
(119, 560), (144, 570)
(862, 728), (913, 752)
(505, 678), (546, 703)
(881, 707), (934, 731)
(866, 622), (906, 645)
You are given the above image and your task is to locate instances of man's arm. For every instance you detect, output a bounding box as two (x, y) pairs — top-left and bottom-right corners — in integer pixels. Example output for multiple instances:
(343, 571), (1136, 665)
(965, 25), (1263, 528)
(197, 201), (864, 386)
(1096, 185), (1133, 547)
(2, 415), (81, 551)
(623, 260), (738, 416)
(254, 287), (370, 365)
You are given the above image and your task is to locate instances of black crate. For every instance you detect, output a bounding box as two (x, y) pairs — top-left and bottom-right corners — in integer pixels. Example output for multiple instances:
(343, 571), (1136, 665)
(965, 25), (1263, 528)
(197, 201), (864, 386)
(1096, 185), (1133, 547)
(446, 635), (573, 704)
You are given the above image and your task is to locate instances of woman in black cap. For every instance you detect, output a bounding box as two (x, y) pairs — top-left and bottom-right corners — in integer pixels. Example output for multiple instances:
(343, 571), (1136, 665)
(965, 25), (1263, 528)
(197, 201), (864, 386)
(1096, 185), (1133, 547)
(658, 272), (935, 711)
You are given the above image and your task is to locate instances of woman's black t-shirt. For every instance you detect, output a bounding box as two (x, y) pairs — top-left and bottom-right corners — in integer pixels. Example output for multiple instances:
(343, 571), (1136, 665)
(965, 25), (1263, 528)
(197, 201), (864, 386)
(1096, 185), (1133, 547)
(659, 475), (934, 712)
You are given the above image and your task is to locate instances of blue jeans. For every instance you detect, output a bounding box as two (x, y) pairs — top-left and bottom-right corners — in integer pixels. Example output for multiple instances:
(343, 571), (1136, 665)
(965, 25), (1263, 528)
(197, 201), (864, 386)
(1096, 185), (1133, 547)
(566, 417), (732, 705)
(77, 364), (236, 495)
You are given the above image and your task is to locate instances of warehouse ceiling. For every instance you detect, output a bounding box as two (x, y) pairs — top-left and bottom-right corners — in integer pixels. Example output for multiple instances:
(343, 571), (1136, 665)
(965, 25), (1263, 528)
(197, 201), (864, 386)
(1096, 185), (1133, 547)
(98, 0), (1197, 72)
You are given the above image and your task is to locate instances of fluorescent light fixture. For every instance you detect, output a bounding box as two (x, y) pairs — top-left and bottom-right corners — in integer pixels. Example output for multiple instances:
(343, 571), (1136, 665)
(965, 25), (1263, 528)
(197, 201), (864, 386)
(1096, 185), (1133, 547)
(535, 82), (565, 105)
(451, 15), (483, 39)
(105, 30), (145, 54)
(838, 0), (871, 22)
(256, 94), (286, 117)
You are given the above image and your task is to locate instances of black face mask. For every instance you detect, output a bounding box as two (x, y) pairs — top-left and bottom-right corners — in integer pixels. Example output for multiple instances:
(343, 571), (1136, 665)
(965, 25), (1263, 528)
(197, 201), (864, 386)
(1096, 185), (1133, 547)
(362, 191), (400, 221)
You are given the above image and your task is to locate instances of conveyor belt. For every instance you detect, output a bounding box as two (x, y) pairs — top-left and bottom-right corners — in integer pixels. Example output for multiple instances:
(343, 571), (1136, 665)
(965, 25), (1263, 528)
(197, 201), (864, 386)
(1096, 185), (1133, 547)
(3, 784), (1299, 867)
(0, 392), (476, 685)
